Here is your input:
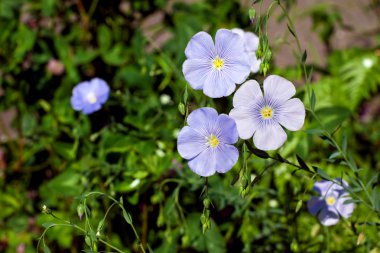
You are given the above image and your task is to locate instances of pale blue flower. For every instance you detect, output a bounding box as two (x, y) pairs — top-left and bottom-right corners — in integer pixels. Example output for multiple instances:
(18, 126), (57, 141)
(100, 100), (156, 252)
(182, 29), (250, 98)
(177, 107), (239, 177)
(70, 78), (110, 115)
(231, 28), (261, 73)
(229, 75), (305, 151)
(307, 179), (355, 226)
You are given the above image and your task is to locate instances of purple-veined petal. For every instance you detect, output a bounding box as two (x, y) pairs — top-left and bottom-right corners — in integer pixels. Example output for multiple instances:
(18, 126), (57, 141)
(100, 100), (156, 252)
(185, 31), (215, 60)
(263, 75), (296, 103)
(223, 56), (250, 84)
(336, 195), (355, 219)
(187, 107), (218, 136)
(232, 80), (263, 108)
(318, 207), (340, 226)
(243, 31), (259, 52)
(229, 107), (258, 140)
(313, 180), (334, 196)
(214, 114), (238, 144)
(214, 144), (239, 173)
(182, 59), (212, 90)
(278, 98), (305, 131)
(188, 148), (216, 177)
(203, 70), (236, 98)
(248, 52), (261, 73)
(307, 196), (325, 216)
(91, 78), (110, 104)
(231, 28), (245, 38)
(177, 126), (207, 160)
(215, 29), (245, 60)
(253, 122), (287, 151)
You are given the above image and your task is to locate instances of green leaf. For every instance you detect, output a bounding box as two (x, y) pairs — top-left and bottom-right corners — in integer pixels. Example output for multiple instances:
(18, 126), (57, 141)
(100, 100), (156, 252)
(245, 141), (269, 159)
(296, 155), (310, 171)
(230, 173), (239, 186)
(97, 25), (112, 51)
(42, 222), (55, 228)
(312, 166), (331, 180)
(295, 200), (302, 213)
(301, 50), (307, 64)
(310, 89), (316, 111)
(43, 243), (52, 253)
(287, 24), (296, 38)
(122, 210), (133, 224)
(178, 103), (185, 115)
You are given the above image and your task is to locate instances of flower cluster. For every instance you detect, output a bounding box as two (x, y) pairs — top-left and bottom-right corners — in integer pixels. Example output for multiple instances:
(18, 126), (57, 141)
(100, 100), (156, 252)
(307, 179), (355, 226)
(178, 28), (306, 177)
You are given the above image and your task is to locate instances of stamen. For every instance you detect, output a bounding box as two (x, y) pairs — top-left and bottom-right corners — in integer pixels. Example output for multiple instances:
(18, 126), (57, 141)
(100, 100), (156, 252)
(212, 57), (224, 70)
(87, 93), (97, 104)
(326, 196), (336, 206)
(261, 106), (274, 119)
(208, 134), (219, 148)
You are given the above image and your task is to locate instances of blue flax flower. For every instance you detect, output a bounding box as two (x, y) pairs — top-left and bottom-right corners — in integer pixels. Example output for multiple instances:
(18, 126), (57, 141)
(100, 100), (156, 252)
(177, 107), (239, 177)
(182, 29), (250, 98)
(229, 75), (305, 151)
(307, 179), (355, 226)
(71, 78), (110, 115)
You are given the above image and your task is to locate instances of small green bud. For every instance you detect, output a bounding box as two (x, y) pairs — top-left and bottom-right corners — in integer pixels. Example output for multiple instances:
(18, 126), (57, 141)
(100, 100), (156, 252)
(262, 62), (269, 76)
(178, 103), (185, 115)
(203, 198), (210, 209)
(77, 204), (84, 220)
(182, 235), (190, 246)
(200, 214), (207, 224)
(202, 223), (208, 234)
(256, 46), (263, 59)
(249, 8), (256, 22)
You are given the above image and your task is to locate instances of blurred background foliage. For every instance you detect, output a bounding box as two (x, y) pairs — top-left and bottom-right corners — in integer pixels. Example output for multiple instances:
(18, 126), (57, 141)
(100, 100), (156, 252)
(0, 0), (380, 252)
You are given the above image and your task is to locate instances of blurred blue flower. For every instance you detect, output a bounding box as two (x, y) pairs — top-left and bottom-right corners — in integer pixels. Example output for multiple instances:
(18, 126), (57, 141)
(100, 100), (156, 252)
(307, 179), (355, 226)
(177, 107), (239, 177)
(182, 29), (250, 98)
(231, 28), (261, 73)
(229, 75), (305, 151)
(70, 78), (110, 115)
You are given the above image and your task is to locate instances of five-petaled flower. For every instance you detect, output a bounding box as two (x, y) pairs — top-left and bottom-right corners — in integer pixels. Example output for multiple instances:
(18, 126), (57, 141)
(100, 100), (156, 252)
(177, 107), (239, 177)
(71, 78), (110, 115)
(231, 28), (261, 73)
(307, 179), (355, 226)
(229, 75), (305, 151)
(182, 29), (250, 98)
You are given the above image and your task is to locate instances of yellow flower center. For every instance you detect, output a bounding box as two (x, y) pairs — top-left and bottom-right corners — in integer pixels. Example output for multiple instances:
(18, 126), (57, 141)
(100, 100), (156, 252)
(326, 196), (336, 206)
(261, 106), (274, 119)
(212, 57), (224, 70)
(87, 92), (97, 104)
(208, 135), (219, 148)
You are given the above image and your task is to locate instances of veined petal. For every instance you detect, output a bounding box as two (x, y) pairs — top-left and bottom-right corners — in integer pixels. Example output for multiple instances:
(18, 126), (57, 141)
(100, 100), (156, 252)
(253, 122), (287, 151)
(318, 207), (340, 226)
(248, 52), (261, 73)
(231, 28), (245, 38)
(187, 107), (218, 136)
(307, 196), (325, 216)
(229, 107), (258, 140)
(188, 148), (216, 177)
(214, 144), (239, 173)
(313, 181), (338, 196)
(183, 59), (212, 90)
(215, 29), (245, 59)
(278, 98), (305, 131)
(177, 126), (207, 160)
(224, 56), (250, 84)
(185, 31), (215, 59)
(336, 195), (355, 219)
(203, 71), (236, 98)
(214, 114), (238, 144)
(243, 31), (259, 52)
(263, 75), (296, 103)
(233, 80), (263, 108)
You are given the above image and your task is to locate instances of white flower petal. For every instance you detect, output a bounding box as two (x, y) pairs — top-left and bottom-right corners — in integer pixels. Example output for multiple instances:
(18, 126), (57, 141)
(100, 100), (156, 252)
(263, 75), (296, 103)
(229, 107), (258, 139)
(215, 29), (245, 59)
(243, 31), (259, 52)
(278, 98), (305, 131)
(224, 56), (250, 84)
(185, 31), (215, 59)
(248, 52), (261, 73)
(182, 59), (212, 90)
(253, 123), (287, 151)
(232, 80), (263, 108)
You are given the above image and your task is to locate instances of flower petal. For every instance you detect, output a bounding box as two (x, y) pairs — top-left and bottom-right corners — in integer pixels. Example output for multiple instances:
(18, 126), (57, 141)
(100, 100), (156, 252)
(278, 98), (305, 131)
(229, 107), (258, 140)
(203, 71), (236, 98)
(223, 56), (250, 84)
(248, 52), (261, 73)
(232, 80), (263, 108)
(177, 126), (207, 160)
(214, 114), (238, 144)
(91, 78), (110, 104)
(253, 122), (287, 151)
(214, 144), (239, 173)
(187, 107), (218, 136)
(336, 195), (355, 219)
(313, 180), (334, 196)
(82, 103), (101, 115)
(307, 196), (325, 216)
(318, 207), (340, 226)
(243, 31), (259, 52)
(215, 29), (245, 59)
(185, 31), (215, 59)
(182, 59), (211, 90)
(188, 148), (216, 177)
(71, 95), (85, 111)
(263, 75), (296, 103)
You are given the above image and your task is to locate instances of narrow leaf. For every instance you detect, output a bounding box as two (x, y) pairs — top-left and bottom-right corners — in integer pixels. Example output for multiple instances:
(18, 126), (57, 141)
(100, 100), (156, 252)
(230, 173), (240, 186)
(287, 24), (296, 38)
(311, 89), (316, 111)
(123, 210), (133, 224)
(295, 200), (302, 213)
(245, 141), (269, 159)
(301, 50), (307, 63)
(296, 155), (310, 171)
